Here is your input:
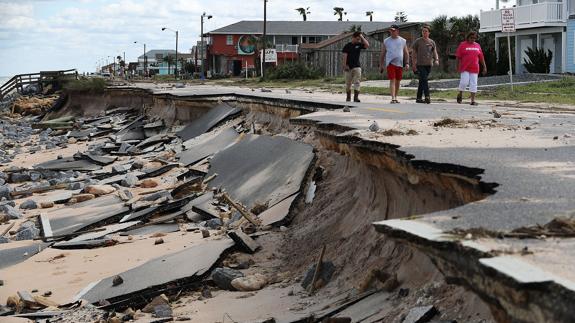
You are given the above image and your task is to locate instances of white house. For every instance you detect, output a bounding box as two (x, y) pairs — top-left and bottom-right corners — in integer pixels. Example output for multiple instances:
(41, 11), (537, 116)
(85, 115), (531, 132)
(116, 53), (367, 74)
(480, 0), (575, 74)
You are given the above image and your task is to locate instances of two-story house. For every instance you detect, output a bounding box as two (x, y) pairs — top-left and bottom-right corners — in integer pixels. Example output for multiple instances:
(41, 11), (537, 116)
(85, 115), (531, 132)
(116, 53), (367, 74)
(480, 0), (575, 74)
(207, 21), (395, 76)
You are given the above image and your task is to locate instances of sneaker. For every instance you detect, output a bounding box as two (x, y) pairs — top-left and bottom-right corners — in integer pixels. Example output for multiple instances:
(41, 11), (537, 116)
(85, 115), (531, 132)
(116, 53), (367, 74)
(415, 99), (425, 103)
(456, 94), (462, 104)
(424, 97), (431, 104)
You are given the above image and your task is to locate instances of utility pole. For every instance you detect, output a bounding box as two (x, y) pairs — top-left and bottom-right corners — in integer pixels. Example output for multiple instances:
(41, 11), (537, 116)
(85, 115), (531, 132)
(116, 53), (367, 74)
(175, 30), (179, 79)
(262, 0), (268, 78)
(200, 13), (213, 80)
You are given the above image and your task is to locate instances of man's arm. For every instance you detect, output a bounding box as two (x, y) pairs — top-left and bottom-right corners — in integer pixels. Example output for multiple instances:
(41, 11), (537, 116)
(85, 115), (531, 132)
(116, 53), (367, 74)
(360, 34), (370, 49)
(433, 41), (439, 66)
(411, 40), (418, 72)
(379, 44), (386, 73)
(342, 52), (349, 71)
(403, 43), (410, 70)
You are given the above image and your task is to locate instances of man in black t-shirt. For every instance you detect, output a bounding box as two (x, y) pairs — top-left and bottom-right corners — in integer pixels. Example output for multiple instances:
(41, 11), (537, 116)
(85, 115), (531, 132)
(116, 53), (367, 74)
(342, 31), (370, 102)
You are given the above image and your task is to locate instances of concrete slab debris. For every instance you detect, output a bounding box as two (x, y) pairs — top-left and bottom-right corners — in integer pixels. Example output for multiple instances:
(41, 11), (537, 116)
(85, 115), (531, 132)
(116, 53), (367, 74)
(403, 305), (438, 323)
(228, 230), (261, 254)
(76, 239), (235, 303)
(176, 103), (241, 141)
(207, 135), (314, 208)
(177, 128), (240, 166)
(258, 193), (299, 227)
(0, 242), (51, 269)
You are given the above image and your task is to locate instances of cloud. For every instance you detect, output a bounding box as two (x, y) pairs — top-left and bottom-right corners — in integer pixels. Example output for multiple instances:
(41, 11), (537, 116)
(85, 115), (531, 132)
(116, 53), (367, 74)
(0, 0), (514, 75)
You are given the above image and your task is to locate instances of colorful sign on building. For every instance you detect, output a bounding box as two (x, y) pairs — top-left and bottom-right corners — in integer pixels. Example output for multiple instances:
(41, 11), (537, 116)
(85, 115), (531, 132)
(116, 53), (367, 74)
(238, 35), (257, 55)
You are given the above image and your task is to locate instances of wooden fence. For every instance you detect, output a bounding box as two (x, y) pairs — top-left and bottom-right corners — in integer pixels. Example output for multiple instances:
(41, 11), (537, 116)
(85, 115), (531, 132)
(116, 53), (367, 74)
(0, 69), (78, 99)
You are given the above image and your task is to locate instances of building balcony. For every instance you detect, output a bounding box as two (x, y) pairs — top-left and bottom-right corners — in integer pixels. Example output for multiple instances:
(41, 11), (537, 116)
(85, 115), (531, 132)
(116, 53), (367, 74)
(480, 2), (567, 33)
(275, 44), (298, 52)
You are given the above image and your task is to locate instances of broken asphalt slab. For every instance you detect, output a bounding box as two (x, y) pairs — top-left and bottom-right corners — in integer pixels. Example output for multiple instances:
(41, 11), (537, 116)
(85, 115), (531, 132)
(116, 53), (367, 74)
(177, 127), (239, 166)
(176, 102), (241, 141)
(0, 242), (52, 269)
(76, 239), (235, 304)
(41, 194), (130, 237)
(207, 134), (314, 208)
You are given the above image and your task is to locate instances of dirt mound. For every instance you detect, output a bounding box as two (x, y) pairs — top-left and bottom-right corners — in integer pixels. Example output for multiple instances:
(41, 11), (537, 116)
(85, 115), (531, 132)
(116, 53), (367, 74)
(11, 95), (59, 116)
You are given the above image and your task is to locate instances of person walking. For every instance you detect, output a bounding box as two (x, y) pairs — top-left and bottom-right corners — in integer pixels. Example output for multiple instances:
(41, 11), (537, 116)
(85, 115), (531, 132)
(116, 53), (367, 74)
(411, 25), (439, 104)
(380, 24), (409, 104)
(455, 31), (487, 106)
(342, 31), (370, 102)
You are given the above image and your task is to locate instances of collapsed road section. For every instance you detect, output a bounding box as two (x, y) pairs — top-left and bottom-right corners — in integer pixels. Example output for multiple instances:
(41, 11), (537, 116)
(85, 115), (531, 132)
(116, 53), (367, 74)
(0, 85), (573, 322)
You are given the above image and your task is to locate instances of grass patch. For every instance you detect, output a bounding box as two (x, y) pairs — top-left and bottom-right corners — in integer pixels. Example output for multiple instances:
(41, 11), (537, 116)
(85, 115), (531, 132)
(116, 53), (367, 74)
(63, 78), (107, 93)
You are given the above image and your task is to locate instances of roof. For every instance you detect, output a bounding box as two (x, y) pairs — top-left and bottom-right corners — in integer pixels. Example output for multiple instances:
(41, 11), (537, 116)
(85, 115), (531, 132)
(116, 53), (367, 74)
(368, 22), (426, 35)
(138, 49), (186, 59)
(208, 20), (398, 36)
(299, 32), (352, 50)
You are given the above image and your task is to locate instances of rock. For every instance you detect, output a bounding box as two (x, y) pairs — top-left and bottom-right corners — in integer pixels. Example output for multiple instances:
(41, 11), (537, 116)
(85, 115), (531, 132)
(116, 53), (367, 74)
(369, 120), (380, 132)
(72, 193), (95, 203)
(139, 179), (158, 188)
(118, 190), (133, 201)
(211, 268), (244, 291)
(30, 172), (42, 182)
(0, 185), (11, 200)
(67, 137), (78, 144)
(343, 106), (351, 112)
(142, 294), (170, 314)
(153, 303), (173, 318)
(132, 159), (145, 169)
(0, 204), (22, 219)
(493, 110), (502, 118)
(120, 174), (139, 188)
(301, 261), (336, 290)
(19, 200), (38, 210)
(15, 222), (40, 241)
(553, 136), (559, 140)
(112, 275), (124, 286)
(9, 173), (31, 183)
(403, 305), (438, 323)
(228, 230), (261, 254)
(85, 185), (116, 196)
(205, 218), (223, 229)
(67, 182), (85, 190)
(0, 236), (10, 243)
(43, 291), (52, 297)
(40, 201), (55, 209)
(154, 238), (164, 245)
(201, 229), (210, 238)
(231, 273), (268, 291)
(113, 164), (131, 174)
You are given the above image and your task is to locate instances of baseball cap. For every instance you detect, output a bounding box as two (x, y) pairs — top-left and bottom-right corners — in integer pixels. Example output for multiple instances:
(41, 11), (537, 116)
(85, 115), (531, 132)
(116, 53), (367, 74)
(389, 24), (400, 30)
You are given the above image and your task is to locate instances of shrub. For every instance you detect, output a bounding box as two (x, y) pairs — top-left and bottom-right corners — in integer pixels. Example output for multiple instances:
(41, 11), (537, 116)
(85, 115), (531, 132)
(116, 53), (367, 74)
(62, 78), (107, 93)
(523, 47), (553, 73)
(263, 62), (323, 80)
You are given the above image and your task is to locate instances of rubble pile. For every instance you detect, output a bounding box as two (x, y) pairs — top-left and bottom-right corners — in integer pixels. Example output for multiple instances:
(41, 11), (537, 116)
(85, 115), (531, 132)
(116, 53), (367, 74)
(0, 102), (322, 322)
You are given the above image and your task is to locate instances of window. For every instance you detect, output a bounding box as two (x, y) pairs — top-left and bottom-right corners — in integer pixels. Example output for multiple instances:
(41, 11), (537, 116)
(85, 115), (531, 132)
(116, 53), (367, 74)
(226, 35), (234, 45)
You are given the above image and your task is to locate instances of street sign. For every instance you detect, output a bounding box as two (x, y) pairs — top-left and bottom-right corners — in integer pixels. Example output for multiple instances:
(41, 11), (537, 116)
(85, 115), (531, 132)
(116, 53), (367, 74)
(501, 8), (516, 33)
(260, 49), (277, 63)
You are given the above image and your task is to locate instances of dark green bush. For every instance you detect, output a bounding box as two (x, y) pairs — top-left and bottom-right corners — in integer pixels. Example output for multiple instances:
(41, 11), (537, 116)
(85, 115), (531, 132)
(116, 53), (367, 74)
(263, 62), (323, 80)
(523, 47), (553, 73)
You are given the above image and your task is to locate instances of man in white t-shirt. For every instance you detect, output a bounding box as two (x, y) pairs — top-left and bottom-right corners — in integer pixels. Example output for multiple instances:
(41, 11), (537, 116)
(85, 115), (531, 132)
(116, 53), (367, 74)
(379, 24), (409, 104)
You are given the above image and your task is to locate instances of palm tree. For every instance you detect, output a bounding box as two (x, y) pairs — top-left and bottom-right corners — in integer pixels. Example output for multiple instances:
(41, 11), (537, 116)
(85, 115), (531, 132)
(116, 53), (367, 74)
(163, 55), (175, 75)
(333, 7), (346, 21)
(430, 15), (451, 72)
(296, 7), (310, 21)
(366, 11), (374, 22)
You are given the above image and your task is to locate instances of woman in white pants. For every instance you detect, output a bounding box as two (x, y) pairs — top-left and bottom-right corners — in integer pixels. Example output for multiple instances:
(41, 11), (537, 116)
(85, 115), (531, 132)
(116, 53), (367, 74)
(455, 32), (487, 105)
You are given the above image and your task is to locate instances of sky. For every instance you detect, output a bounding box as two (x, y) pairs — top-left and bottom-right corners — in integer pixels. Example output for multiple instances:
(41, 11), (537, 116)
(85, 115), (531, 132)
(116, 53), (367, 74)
(0, 0), (512, 76)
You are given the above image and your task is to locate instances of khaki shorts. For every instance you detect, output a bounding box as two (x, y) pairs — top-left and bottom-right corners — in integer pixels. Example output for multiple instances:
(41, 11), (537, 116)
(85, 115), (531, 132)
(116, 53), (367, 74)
(345, 67), (362, 91)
